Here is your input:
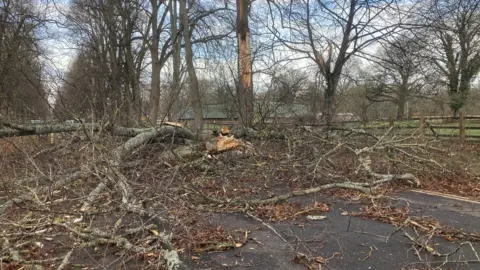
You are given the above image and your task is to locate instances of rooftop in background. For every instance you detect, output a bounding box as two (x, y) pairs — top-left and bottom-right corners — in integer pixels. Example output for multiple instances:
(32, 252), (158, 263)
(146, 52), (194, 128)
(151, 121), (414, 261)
(179, 104), (238, 120)
(179, 103), (311, 120)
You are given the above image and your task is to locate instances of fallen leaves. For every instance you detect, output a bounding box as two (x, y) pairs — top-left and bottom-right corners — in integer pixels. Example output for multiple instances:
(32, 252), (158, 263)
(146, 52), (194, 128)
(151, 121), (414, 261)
(173, 224), (243, 253)
(351, 198), (480, 242)
(293, 252), (341, 269)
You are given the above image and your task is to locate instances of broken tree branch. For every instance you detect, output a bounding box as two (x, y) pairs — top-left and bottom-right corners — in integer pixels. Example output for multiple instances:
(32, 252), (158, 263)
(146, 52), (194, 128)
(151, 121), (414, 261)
(0, 122), (194, 140)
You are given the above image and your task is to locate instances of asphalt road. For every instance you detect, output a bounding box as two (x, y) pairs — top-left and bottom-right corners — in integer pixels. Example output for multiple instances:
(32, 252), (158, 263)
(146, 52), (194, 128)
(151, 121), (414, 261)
(184, 191), (480, 270)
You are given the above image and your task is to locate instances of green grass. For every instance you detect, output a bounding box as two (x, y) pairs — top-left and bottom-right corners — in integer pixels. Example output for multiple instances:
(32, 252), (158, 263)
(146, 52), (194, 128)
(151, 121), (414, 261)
(433, 128), (480, 137)
(431, 119), (480, 127)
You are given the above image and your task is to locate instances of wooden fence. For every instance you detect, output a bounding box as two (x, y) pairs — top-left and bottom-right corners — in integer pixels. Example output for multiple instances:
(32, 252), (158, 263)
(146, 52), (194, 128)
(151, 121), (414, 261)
(181, 114), (480, 141)
(363, 113), (480, 142)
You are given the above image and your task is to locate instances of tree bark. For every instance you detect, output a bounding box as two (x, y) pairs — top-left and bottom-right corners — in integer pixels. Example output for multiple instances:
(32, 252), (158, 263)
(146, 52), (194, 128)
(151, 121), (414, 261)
(169, 0), (182, 122)
(396, 95), (406, 120)
(148, 0), (161, 126)
(236, 0), (253, 127)
(180, 0), (203, 132)
(322, 75), (338, 125)
(0, 122), (195, 140)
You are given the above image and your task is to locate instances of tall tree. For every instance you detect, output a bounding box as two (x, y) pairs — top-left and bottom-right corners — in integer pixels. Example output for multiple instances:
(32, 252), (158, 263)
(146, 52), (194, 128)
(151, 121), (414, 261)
(421, 0), (480, 116)
(180, 0), (203, 132)
(55, 48), (98, 120)
(147, 0), (171, 125)
(236, 0), (253, 127)
(367, 36), (437, 120)
(146, 0), (228, 125)
(66, 0), (148, 126)
(269, 69), (308, 105)
(167, 0), (183, 121)
(0, 0), (48, 122)
(267, 0), (405, 124)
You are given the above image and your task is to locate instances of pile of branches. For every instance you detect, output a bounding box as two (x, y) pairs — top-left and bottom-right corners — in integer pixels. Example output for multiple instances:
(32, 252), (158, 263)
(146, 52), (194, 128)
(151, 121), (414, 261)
(0, 122), (469, 269)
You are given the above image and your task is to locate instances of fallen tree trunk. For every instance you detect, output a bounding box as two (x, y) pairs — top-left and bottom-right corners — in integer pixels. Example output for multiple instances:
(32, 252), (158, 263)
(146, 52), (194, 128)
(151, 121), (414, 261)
(195, 172), (419, 207)
(0, 122), (195, 140)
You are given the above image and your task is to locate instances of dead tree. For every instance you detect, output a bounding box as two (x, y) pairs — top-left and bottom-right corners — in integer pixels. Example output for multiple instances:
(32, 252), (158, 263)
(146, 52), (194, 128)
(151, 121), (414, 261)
(236, 0), (254, 127)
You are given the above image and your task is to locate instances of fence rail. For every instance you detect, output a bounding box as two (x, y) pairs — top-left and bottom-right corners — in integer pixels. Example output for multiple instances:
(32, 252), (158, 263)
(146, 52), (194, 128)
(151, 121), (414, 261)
(181, 114), (480, 141)
(361, 113), (480, 141)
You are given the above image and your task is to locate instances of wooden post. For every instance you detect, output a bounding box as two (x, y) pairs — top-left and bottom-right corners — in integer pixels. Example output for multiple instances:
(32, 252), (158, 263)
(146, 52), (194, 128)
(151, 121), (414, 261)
(420, 115), (425, 137)
(459, 112), (465, 143)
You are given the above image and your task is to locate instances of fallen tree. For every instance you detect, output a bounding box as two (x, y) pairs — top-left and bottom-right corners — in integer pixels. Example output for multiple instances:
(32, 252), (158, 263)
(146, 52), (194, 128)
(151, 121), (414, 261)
(2, 122), (461, 269)
(0, 122), (195, 269)
(184, 127), (422, 207)
(0, 122), (195, 139)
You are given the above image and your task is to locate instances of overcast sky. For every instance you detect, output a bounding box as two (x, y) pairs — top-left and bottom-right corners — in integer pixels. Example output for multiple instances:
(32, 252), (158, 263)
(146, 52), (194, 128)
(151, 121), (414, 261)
(38, 0), (479, 104)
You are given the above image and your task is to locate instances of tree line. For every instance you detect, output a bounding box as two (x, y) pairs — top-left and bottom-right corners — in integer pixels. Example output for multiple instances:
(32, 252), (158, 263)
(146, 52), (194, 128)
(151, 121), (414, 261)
(1, 0), (480, 127)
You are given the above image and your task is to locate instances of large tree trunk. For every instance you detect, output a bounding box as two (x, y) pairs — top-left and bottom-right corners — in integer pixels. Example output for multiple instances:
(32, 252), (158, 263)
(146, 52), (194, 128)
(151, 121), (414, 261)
(148, 0), (161, 126)
(322, 76), (338, 125)
(180, 0), (203, 132)
(322, 93), (334, 125)
(169, 0), (182, 122)
(0, 122), (195, 140)
(236, 0), (253, 127)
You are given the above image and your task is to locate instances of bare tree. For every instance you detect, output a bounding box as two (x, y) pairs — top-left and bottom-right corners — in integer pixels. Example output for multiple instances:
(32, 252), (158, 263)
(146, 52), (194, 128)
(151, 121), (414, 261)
(269, 68), (309, 105)
(65, 0), (148, 126)
(167, 0), (183, 121)
(55, 48), (99, 120)
(147, 0), (229, 125)
(420, 0), (480, 116)
(147, 0), (171, 125)
(366, 36), (437, 120)
(0, 0), (48, 122)
(267, 0), (406, 125)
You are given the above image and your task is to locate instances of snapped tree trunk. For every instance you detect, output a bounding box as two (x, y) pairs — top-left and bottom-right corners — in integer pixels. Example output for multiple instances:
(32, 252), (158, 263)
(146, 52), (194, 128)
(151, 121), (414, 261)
(236, 0), (253, 127)
(180, 0), (203, 132)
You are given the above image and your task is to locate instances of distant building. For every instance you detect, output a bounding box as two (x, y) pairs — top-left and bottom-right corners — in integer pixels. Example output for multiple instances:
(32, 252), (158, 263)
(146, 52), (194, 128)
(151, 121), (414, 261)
(178, 104), (238, 125)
